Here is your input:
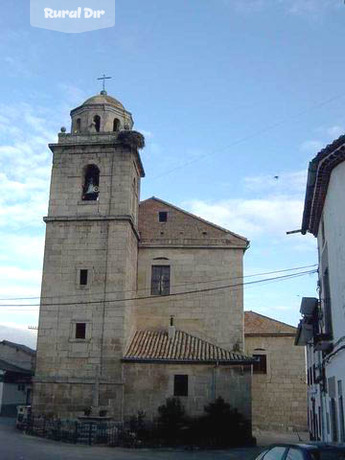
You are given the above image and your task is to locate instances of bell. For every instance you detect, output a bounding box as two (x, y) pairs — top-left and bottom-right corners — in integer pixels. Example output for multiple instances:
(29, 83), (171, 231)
(85, 177), (96, 195)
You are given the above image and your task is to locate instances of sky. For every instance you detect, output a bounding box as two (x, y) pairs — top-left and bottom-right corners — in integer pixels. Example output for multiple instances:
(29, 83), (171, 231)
(1, 0), (345, 345)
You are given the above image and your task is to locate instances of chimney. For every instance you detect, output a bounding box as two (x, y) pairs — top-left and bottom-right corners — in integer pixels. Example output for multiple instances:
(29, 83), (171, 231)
(168, 315), (175, 340)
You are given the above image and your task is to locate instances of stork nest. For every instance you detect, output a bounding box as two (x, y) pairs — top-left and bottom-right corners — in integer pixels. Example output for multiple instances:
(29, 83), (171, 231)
(118, 130), (145, 150)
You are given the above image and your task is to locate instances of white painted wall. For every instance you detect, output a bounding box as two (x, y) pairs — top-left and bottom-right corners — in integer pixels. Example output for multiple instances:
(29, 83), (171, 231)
(316, 161), (345, 442)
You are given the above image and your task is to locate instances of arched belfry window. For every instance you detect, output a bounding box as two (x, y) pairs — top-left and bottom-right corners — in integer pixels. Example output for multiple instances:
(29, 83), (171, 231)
(93, 115), (101, 133)
(113, 118), (120, 132)
(82, 164), (100, 201)
(76, 118), (81, 133)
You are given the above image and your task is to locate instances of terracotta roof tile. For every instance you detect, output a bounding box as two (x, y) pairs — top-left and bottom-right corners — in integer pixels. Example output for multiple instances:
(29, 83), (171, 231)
(244, 311), (296, 336)
(123, 329), (254, 364)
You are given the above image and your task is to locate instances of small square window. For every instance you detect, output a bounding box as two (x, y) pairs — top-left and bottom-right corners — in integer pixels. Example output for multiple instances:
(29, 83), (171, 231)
(159, 211), (167, 222)
(174, 374), (188, 396)
(80, 269), (88, 286)
(75, 323), (86, 339)
(253, 354), (267, 374)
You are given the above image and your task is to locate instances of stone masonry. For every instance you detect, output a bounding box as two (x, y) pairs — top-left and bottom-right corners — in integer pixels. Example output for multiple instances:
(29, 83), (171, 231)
(245, 311), (307, 432)
(33, 91), (253, 423)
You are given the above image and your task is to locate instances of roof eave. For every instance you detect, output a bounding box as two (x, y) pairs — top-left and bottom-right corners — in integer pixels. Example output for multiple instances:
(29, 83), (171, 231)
(121, 357), (255, 365)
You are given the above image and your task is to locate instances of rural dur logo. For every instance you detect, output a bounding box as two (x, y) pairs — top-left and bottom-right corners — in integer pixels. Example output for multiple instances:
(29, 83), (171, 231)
(30, 0), (115, 33)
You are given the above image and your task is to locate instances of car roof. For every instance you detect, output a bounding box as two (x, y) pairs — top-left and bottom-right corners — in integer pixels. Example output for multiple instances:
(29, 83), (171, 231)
(268, 442), (345, 451)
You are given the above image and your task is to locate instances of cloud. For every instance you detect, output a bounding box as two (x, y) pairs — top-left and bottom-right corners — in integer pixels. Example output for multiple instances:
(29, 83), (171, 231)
(0, 324), (37, 349)
(137, 129), (153, 139)
(327, 125), (344, 138)
(299, 124), (345, 156)
(299, 140), (324, 154)
(244, 170), (306, 195)
(185, 195), (304, 238)
(286, 0), (340, 15)
(223, 0), (340, 15)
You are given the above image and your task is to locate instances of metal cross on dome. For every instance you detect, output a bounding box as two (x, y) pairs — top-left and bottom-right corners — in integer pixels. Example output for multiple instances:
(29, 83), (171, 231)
(97, 74), (112, 93)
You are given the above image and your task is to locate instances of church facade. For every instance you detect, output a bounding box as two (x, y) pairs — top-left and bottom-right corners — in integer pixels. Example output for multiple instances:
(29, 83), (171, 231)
(33, 91), (254, 422)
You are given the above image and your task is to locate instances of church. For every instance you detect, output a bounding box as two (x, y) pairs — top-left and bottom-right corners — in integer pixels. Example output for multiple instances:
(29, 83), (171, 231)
(32, 90), (254, 423)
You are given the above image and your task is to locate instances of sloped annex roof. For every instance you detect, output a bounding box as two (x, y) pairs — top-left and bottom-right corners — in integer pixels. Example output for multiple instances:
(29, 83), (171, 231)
(123, 329), (254, 364)
(0, 358), (33, 375)
(302, 134), (345, 236)
(139, 196), (249, 245)
(244, 311), (296, 337)
(0, 340), (36, 355)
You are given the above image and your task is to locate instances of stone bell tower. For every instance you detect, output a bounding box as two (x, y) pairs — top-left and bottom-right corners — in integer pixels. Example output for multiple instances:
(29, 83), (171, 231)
(33, 90), (145, 419)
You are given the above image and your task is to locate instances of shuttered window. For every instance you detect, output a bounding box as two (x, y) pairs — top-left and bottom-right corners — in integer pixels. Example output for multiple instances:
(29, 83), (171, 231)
(253, 354), (267, 374)
(151, 265), (170, 295)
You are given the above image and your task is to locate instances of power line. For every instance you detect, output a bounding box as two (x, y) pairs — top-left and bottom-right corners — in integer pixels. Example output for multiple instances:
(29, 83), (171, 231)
(0, 263), (317, 302)
(150, 92), (345, 181)
(0, 268), (317, 308)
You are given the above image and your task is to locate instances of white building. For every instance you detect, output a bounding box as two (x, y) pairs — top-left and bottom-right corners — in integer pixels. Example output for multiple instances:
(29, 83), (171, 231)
(297, 135), (345, 442)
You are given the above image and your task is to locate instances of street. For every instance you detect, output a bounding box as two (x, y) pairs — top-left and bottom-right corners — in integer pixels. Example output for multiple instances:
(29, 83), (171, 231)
(0, 418), (264, 460)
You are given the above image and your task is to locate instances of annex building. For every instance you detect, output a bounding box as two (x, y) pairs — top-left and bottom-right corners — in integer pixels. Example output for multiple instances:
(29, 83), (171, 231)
(32, 91), (254, 422)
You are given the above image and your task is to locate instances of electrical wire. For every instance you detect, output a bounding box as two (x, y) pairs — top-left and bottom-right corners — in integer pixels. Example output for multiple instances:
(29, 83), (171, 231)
(0, 263), (317, 302)
(0, 268), (317, 308)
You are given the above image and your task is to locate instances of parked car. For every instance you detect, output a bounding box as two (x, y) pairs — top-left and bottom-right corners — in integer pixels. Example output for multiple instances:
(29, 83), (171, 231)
(255, 443), (345, 459)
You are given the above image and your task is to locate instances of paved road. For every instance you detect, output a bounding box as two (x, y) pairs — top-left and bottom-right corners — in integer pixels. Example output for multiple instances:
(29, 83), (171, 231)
(0, 418), (264, 460)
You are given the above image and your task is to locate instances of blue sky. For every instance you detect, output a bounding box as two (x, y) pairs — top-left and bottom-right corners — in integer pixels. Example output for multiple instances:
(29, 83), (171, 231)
(1, 0), (344, 341)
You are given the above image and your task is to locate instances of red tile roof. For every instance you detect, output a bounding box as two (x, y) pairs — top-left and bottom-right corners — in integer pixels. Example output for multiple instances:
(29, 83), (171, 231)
(244, 311), (296, 336)
(123, 329), (254, 364)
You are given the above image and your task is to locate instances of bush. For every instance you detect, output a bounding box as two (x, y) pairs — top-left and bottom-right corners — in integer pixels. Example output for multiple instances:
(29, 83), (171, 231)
(156, 397), (187, 445)
(197, 397), (252, 447)
(127, 396), (254, 448)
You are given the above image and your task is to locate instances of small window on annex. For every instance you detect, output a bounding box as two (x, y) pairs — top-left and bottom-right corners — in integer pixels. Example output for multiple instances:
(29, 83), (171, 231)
(174, 375), (188, 397)
(158, 211), (168, 222)
(151, 265), (170, 296)
(75, 323), (86, 339)
(253, 354), (267, 374)
(82, 164), (100, 201)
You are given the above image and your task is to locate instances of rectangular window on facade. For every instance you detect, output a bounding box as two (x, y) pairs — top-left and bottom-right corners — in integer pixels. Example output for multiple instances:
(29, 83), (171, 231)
(330, 398), (338, 442)
(159, 211), (168, 222)
(151, 265), (170, 295)
(75, 322), (86, 339)
(80, 269), (88, 286)
(174, 374), (188, 397)
(253, 354), (267, 374)
(323, 268), (333, 337)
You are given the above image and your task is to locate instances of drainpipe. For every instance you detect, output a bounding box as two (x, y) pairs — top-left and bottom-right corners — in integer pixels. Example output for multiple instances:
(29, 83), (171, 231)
(211, 362), (219, 400)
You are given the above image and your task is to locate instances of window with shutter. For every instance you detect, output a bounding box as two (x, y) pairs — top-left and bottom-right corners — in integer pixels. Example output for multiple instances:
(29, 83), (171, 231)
(151, 265), (170, 295)
(253, 354), (267, 374)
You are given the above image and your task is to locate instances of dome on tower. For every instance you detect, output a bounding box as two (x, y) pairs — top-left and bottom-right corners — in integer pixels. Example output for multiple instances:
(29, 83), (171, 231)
(81, 91), (125, 110)
(70, 90), (133, 134)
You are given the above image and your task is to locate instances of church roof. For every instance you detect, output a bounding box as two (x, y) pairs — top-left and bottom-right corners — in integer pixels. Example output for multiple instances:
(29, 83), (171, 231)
(139, 197), (249, 248)
(244, 311), (296, 337)
(80, 92), (125, 110)
(122, 329), (254, 364)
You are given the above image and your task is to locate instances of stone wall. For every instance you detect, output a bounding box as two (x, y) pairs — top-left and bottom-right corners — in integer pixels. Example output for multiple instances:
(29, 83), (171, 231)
(34, 136), (142, 418)
(123, 363), (251, 422)
(32, 380), (124, 419)
(136, 247), (244, 351)
(245, 335), (307, 432)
